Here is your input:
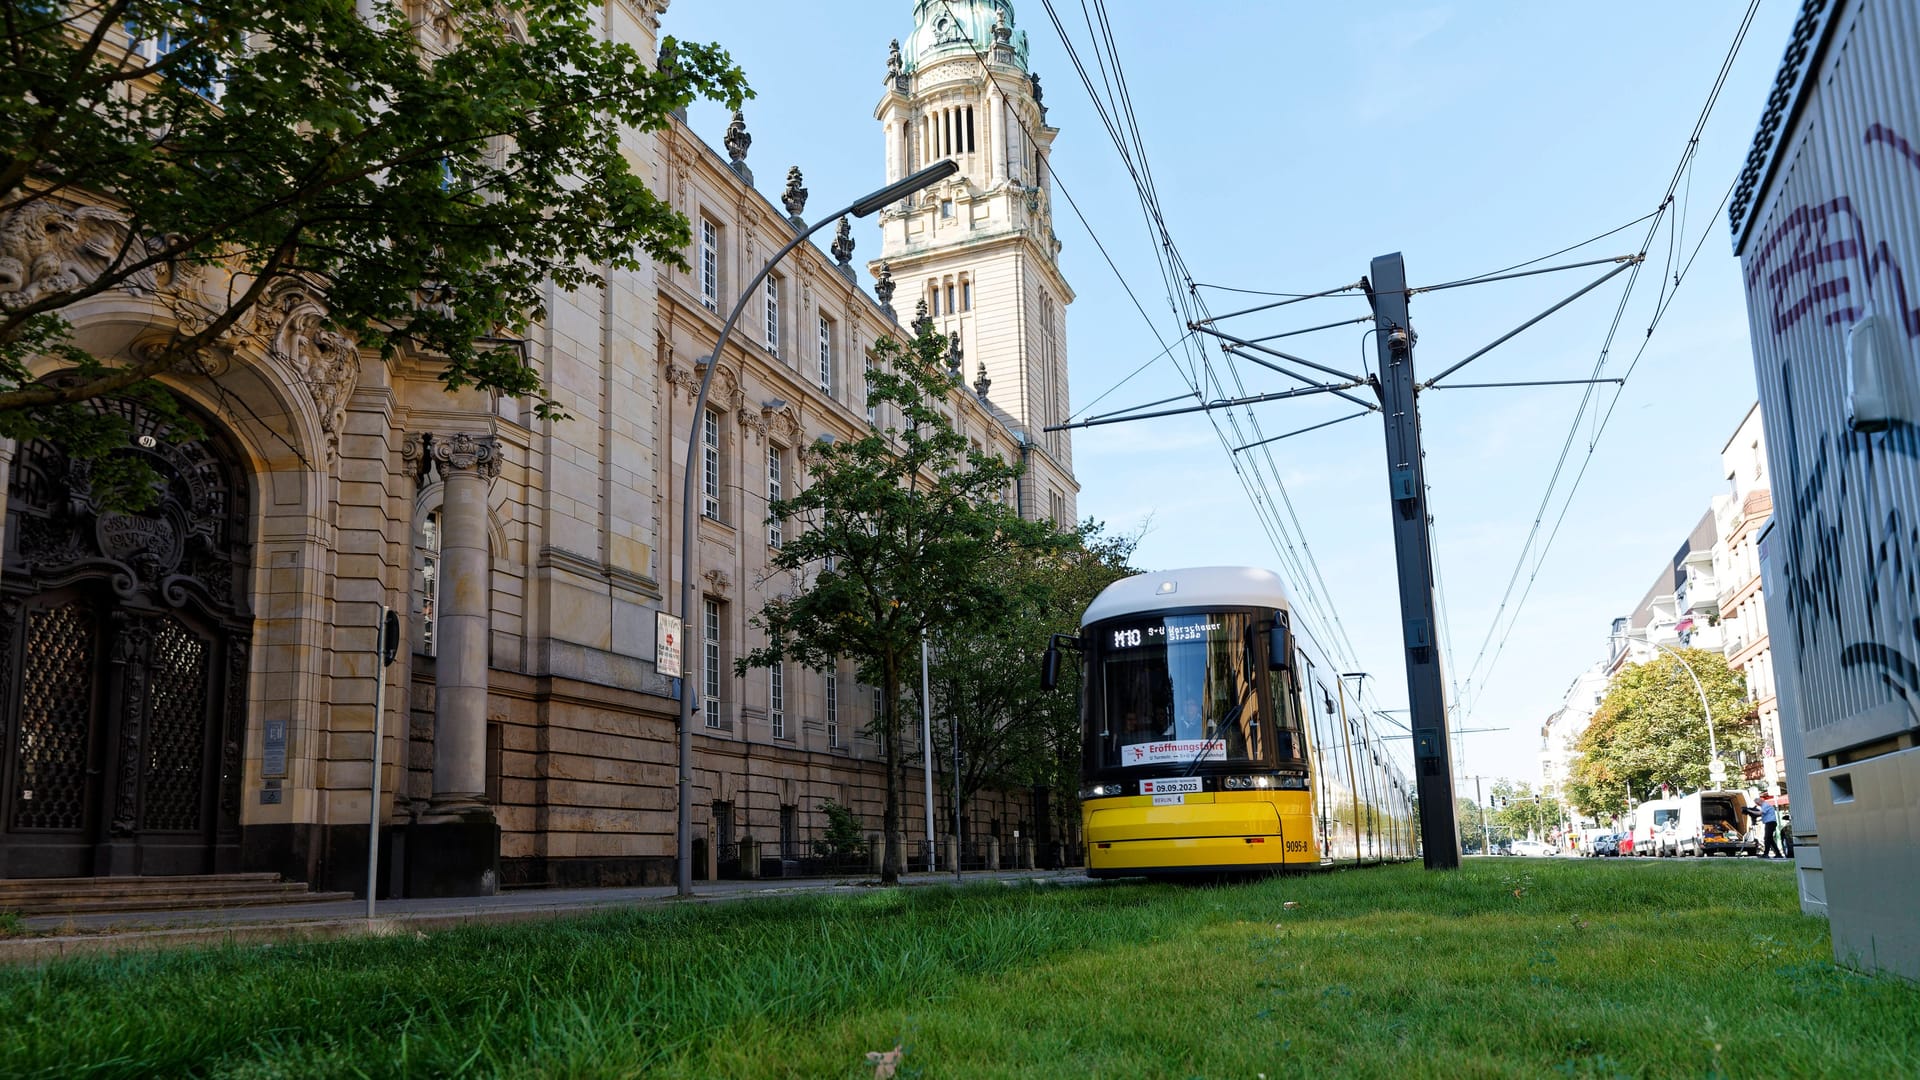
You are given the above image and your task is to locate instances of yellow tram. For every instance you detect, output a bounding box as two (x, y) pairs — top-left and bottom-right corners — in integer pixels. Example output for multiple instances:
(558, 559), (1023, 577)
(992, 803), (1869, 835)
(1046, 566), (1417, 876)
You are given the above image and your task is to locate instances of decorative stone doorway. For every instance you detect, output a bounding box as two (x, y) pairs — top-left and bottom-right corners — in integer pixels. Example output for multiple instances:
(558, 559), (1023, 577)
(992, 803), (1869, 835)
(0, 395), (253, 878)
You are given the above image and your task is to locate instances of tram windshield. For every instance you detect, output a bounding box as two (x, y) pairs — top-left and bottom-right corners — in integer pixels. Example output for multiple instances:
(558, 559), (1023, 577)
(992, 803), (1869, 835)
(1087, 611), (1284, 771)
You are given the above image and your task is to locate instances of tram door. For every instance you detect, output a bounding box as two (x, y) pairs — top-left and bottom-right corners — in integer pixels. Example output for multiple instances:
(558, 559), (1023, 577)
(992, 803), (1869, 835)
(0, 397), (252, 879)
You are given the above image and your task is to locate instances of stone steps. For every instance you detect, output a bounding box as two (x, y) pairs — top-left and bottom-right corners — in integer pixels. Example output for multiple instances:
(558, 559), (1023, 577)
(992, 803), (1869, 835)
(0, 873), (354, 916)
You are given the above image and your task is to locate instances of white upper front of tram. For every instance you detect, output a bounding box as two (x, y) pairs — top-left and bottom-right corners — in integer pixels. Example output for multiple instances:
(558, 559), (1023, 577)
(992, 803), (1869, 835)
(1081, 566), (1294, 629)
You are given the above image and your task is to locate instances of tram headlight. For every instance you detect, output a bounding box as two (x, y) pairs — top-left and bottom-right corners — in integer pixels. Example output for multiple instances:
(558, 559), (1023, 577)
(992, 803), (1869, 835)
(1223, 775), (1275, 790)
(1079, 783), (1129, 799)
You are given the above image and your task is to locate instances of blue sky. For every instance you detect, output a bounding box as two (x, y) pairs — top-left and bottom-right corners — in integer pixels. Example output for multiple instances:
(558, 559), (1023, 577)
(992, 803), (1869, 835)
(661, 1), (1798, 787)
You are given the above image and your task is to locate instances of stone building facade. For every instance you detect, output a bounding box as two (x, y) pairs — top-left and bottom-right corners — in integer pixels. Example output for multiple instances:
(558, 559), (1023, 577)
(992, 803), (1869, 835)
(0, 0), (1077, 894)
(1711, 403), (1782, 792)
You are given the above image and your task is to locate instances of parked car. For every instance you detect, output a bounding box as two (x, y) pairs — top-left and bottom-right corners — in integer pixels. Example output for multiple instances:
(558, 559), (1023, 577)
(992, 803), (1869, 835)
(1591, 833), (1621, 857)
(1509, 839), (1557, 857)
(1616, 831), (1635, 857)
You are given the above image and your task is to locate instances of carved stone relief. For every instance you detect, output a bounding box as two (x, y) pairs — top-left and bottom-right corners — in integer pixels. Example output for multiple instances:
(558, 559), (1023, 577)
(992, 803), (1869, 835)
(259, 279), (361, 458)
(0, 200), (159, 307)
(767, 406), (803, 446)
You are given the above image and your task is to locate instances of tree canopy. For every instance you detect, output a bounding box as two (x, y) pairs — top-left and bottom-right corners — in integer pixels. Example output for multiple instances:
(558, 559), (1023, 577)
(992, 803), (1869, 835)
(739, 320), (1062, 882)
(926, 520), (1137, 844)
(1489, 779), (1563, 842)
(0, 0), (747, 501)
(1566, 649), (1754, 817)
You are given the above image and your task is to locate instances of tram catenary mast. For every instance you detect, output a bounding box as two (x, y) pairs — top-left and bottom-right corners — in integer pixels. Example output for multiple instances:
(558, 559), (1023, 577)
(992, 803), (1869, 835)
(1049, 250), (1640, 871)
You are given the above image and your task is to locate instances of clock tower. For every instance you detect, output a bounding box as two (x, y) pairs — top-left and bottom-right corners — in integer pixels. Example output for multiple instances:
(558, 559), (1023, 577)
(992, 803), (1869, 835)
(872, 0), (1077, 525)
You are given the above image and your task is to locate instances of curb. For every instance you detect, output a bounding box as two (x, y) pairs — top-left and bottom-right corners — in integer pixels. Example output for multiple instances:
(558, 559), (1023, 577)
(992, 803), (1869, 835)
(0, 870), (1083, 966)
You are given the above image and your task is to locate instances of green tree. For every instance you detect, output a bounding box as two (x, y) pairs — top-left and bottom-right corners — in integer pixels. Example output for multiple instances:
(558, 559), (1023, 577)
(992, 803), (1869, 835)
(1567, 649), (1754, 817)
(739, 321), (1057, 884)
(0, 0), (747, 503)
(925, 521), (1137, 855)
(1489, 780), (1562, 841)
(1455, 795), (1492, 853)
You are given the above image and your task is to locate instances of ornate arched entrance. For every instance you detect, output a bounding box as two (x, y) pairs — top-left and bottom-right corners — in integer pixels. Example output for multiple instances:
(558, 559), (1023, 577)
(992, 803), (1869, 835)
(0, 394), (252, 878)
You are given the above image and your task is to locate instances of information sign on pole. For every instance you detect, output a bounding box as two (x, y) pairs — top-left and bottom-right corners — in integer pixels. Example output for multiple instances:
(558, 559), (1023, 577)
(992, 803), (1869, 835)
(657, 611), (684, 677)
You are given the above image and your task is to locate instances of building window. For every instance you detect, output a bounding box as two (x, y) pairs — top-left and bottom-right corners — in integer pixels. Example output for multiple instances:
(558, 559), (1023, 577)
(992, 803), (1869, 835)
(825, 669), (839, 748)
(817, 314), (833, 393)
(780, 804), (799, 859)
(763, 276), (780, 356)
(770, 661), (786, 739)
(417, 509), (441, 657)
(702, 408), (722, 520)
(872, 684), (883, 724)
(699, 218), (719, 312)
(704, 598), (723, 728)
(713, 800), (734, 859)
(945, 282), (956, 313)
(1048, 489), (1065, 527)
(128, 19), (228, 100)
(940, 199), (954, 219)
(866, 354), (878, 424)
(961, 277), (972, 311)
(767, 445), (784, 548)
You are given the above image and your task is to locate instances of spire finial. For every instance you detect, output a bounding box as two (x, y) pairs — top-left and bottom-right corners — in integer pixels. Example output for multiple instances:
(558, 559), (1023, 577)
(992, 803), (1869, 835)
(781, 166), (808, 226)
(874, 262), (897, 321)
(724, 110), (750, 165)
(831, 216), (855, 265)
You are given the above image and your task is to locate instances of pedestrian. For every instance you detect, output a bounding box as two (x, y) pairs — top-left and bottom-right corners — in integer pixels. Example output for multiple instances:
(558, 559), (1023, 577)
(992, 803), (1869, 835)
(1780, 810), (1794, 857)
(1759, 794), (1782, 858)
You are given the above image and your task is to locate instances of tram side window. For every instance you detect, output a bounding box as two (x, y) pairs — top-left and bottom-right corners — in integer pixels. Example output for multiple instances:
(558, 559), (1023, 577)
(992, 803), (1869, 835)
(1268, 663), (1305, 761)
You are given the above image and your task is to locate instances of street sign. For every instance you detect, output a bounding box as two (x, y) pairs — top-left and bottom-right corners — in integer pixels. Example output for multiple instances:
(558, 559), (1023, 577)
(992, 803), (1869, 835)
(381, 608), (401, 666)
(657, 611), (684, 677)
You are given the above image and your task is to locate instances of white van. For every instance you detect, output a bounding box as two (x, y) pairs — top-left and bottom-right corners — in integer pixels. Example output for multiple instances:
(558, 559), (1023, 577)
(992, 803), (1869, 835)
(1632, 798), (1682, 857)
(1678, 789), (1757, 857)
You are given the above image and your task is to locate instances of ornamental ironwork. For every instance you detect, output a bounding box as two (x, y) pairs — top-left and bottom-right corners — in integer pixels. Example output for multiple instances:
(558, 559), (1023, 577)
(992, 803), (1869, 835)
(1, 390), (253, 877)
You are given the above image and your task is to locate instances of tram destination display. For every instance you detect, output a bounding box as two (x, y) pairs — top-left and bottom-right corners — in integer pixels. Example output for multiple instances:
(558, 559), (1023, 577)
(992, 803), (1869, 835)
(1104, 619), (1225, 651)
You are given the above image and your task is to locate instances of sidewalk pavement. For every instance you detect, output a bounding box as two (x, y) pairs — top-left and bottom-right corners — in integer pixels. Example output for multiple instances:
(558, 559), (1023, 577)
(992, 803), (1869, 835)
(1, 868), (1088, 966)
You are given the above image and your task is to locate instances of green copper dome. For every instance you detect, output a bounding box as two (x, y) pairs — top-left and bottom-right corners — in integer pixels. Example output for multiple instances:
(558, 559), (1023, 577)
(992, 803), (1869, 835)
(903, 0), (1028, 72)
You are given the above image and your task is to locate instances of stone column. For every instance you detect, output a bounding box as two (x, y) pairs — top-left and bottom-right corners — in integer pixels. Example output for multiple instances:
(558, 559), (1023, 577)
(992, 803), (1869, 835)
(397, 430), (502, 898)
(426, 431), (498, 818)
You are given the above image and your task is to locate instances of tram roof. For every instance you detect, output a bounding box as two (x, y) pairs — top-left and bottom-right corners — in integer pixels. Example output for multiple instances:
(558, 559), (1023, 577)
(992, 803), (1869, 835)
(1081, 566), (1294, 628)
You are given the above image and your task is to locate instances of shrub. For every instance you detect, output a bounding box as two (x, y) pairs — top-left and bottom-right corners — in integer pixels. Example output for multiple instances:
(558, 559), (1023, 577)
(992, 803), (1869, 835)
(812, 800), (869, 861)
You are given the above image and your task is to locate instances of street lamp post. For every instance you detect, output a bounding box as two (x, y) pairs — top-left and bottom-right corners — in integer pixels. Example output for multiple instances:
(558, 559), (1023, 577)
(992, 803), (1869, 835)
(674, 160), (959, 897)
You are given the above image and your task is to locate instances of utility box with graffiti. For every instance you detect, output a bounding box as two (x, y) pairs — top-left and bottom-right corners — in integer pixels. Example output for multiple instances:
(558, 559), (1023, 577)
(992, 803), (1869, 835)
(1732, 0), (1920, 981)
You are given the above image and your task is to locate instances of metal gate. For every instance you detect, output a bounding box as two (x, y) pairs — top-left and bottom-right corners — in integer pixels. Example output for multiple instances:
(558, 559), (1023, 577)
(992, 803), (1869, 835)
(0, 394), (252, 878)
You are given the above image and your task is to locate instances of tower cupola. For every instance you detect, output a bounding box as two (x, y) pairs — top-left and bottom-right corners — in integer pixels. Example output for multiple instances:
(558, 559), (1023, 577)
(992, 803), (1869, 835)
(902, 0), (1028, 72)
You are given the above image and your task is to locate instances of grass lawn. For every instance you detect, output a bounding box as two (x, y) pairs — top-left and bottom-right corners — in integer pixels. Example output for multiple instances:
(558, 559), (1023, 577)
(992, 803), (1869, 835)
(0, 858), (1914, 1078)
